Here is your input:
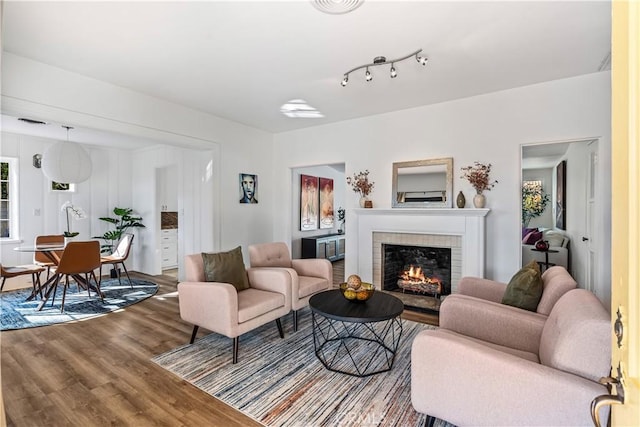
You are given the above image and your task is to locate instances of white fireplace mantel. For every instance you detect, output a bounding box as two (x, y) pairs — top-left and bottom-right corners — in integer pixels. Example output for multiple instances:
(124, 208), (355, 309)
(350, 208), (489, 287)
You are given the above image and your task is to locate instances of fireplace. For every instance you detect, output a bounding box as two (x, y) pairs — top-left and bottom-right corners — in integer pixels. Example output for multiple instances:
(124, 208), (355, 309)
(349, 208), (488, 296)
(382, 244), (451, 298)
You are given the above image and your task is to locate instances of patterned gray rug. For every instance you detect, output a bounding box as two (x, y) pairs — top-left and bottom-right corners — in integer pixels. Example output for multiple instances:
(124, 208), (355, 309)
(1, 278), (158, 330)
(152, 308), (455, 427)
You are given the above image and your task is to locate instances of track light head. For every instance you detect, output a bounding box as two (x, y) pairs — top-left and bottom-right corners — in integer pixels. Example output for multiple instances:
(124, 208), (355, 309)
(341, 75), (349, 87)
(365, 68), (372, 82)
(390, 64), (397, 78)
(416, 54), (428, 66)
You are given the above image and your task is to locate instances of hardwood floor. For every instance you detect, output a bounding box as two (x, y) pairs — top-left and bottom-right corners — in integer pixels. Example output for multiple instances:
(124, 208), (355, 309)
(1, 271), (436, 426)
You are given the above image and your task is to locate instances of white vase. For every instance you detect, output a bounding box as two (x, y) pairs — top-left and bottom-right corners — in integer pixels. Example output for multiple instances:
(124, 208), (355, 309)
(64, 236), (76, 246)
(473, 193), (486, 208)
(359, 196), (369, 208)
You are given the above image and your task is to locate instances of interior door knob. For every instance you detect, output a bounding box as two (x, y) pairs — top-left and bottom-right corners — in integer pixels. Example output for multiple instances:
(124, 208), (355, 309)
(582, 237), (590, 241)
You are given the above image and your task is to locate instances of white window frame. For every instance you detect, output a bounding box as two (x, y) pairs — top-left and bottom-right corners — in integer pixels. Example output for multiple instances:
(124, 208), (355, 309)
(0, 157), (19, 241)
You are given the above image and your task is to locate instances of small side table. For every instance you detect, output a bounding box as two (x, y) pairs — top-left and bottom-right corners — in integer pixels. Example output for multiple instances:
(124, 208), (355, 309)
(530, 248), (559, 271)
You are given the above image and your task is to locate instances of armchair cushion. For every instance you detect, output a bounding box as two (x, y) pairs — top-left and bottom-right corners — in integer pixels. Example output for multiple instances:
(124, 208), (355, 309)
(501, 259), (543, 311)
(202, 246), (249, 291)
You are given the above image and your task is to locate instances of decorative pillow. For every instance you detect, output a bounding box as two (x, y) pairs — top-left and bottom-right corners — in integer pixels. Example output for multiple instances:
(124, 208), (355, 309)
(501, 260), (543, 311)
(201, 246), (250, 292)
(522, 230), (543, 245)
(522, 227), (537, 239)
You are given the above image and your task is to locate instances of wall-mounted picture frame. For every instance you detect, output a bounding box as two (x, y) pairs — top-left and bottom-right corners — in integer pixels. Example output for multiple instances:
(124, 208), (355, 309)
(239, 173), (258, 204)
(300, 174), (318, 231)
(555, 160), (566, 230)
(51, 181), (75, 192)
(319, 177), (334, 229)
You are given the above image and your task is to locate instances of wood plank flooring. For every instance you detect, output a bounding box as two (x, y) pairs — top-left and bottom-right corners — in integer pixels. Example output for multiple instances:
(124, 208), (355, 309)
(1, 271), (435, 426)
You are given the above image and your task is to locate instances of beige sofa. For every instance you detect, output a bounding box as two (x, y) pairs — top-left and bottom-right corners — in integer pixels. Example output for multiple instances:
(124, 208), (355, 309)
(522, 229), (570, 270)
(411, 287), (611, 426)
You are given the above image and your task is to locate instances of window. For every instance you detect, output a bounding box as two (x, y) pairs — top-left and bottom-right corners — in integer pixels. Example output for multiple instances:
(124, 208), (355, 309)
(0, 157), (18, 239)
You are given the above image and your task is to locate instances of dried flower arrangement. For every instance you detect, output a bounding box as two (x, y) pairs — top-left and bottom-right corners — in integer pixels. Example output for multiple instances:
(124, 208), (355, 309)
(460, 162), (498, 194)
(346, 170), (375, 197)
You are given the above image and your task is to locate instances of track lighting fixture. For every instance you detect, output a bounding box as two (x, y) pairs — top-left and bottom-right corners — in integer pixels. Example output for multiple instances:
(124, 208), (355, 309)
(340, 49), (427, 86)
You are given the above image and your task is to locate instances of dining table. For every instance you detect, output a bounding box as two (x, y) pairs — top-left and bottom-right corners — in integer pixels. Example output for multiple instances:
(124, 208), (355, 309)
(13, 243), (104, 310)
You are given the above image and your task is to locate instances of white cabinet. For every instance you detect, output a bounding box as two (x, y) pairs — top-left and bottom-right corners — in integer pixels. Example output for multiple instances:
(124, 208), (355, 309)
(161, 228), (178, 269)
(158, 164), (178, 212)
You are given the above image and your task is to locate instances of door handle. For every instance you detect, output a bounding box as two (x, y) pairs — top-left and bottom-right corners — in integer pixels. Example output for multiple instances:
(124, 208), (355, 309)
(591, 365), (626, 427)
(582, 237), (590, 241)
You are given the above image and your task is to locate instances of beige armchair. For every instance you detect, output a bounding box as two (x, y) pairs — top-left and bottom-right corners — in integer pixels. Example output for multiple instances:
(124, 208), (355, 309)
(248, 242), (332, 332)
(411, 288), (611, 426)
(178, 253), (292, 363)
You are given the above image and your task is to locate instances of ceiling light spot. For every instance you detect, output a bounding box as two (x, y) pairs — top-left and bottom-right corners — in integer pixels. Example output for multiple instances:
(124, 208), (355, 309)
(280, 99), (324, 119)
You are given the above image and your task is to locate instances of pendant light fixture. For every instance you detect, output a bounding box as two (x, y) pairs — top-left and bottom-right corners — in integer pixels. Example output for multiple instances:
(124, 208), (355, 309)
(42, 125), (93, 184)
(340, 49), (428, 86)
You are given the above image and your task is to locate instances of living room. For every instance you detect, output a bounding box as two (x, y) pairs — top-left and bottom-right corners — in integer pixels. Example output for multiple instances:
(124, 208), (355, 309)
(2, 1), (638, 425)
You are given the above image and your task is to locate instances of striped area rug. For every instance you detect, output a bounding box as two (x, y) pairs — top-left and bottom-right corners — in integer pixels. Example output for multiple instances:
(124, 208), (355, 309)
(152, 308), (455, 427)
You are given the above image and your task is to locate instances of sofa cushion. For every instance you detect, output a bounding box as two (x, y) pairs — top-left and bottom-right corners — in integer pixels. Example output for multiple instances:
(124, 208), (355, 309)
(298, 275), (329, 299)
(202, 246), (250, 291)
(544, 230), (566, 248)
(522, 227), (537, 239)
(501, 260), (543, 311)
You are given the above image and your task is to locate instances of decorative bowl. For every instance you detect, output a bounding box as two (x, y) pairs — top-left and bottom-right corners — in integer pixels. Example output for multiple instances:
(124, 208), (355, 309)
(339, 282), (375, 302)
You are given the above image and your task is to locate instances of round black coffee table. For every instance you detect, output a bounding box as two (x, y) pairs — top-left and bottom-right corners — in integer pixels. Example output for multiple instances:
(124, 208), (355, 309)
(309, 289), (404, 377)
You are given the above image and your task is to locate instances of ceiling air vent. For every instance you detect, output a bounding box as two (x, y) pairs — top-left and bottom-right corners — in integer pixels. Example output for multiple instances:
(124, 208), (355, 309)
(18, 117), (48, 125)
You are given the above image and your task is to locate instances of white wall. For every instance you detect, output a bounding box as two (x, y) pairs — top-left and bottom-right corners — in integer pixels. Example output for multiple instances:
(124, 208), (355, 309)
(272, 72), (612, 303)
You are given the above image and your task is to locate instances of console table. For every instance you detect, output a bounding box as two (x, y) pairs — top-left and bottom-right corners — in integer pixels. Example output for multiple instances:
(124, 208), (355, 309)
(301, 234), (345, 262)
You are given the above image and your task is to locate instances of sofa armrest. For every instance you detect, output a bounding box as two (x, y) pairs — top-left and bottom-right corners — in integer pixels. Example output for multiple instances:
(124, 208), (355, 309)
(247, 268), (292, 310)
(411, 329), (608, 427)
(440, 294), (546, 353)
(291, 258), (333, 282)
(177, 281), (238, 335)
(457, 276), (507, 303)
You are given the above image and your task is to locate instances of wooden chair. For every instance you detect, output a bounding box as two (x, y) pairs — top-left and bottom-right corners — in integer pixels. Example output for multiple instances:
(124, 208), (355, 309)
(100, 233), (134, 288)
(0, 263), (45, 298)
(50, 241), (102, 312)
(33, 234), (64, 279)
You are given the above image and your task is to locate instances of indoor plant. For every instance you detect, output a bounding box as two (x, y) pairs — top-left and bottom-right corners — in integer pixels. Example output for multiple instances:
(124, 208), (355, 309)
(346, 170), (375, 207)
(61, 201), (86, 240)
(460, 162), (498, 208)
(94, 207), (145, 254)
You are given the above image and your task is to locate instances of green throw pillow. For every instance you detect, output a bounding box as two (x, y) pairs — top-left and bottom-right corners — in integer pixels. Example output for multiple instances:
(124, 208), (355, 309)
(201, 246), (250, 292)
(501, 259), (543, 311)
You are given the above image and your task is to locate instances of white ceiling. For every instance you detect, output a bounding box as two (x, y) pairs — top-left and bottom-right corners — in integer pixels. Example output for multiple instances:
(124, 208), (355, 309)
(3, 1), (611, 137)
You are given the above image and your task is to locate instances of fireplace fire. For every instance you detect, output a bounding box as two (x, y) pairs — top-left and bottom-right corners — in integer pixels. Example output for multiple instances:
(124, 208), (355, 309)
(397, 265), (443, 296)
(382, 244), (451, 300)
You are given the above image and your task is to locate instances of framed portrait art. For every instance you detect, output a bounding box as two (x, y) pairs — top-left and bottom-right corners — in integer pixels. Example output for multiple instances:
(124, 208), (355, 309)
(239, 173), (258, 204)
(300, 174), (318, 231)
(319, 177), (334, 229)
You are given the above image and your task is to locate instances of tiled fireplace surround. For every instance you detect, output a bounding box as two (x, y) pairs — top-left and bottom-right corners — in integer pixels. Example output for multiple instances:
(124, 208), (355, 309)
(352, 208), (489, 294)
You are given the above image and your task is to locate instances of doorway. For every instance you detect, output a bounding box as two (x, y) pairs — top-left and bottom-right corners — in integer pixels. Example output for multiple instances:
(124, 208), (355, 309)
(520, 138), (604, 292)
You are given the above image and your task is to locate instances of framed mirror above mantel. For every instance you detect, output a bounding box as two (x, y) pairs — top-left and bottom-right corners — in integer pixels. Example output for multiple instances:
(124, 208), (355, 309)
(392, 157), (453, 208)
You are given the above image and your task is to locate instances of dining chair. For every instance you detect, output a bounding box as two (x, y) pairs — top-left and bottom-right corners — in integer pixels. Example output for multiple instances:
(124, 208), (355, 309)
(100, 233), (135, 288)
(50, 240), (102, 312)
(1, 263), (46, 298)
(33, 234), (65, 279)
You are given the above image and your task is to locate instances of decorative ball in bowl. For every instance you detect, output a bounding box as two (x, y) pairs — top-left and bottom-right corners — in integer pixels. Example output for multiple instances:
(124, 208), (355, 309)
(339, 275), (374, 302)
